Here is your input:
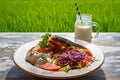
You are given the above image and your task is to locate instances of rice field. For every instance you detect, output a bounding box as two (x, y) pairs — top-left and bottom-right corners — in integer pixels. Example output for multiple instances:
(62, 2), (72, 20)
(0, 0), (120, 32)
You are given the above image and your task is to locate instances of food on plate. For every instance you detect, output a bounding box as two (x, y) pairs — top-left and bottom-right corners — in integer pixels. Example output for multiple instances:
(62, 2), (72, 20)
(26, 33), (95, 72)
(41, 63), (61, 71)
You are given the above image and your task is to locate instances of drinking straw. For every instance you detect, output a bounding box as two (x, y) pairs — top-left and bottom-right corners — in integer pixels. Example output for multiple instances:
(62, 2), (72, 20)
(75, 3), (82, 22)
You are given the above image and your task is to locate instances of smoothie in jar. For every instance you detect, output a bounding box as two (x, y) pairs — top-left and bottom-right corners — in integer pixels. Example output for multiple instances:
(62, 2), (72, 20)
(75, 26), (92, 42)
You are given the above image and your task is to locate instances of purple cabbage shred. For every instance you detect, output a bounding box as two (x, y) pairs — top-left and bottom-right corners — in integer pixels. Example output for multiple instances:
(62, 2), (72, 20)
(57, 49), (85, 66)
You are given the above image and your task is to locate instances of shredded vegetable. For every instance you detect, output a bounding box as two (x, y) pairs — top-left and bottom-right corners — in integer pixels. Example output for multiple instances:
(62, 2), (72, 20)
(57, 49), (85, 66)
(60, 65), (71, 72)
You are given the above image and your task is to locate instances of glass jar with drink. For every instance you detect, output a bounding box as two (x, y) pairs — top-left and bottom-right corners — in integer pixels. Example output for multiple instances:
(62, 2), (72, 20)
(75, 14), (99, 42)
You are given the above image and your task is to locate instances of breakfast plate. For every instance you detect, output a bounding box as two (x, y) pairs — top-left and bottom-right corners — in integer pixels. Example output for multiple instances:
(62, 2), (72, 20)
(13, 39), (104, 79)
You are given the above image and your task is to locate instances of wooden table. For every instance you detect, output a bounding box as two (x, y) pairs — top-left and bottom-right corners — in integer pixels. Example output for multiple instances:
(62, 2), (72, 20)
(0, 33), (120, 80)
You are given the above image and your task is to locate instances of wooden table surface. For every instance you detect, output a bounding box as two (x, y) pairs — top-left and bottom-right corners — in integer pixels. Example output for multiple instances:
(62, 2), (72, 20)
(0, 33), (120, 80)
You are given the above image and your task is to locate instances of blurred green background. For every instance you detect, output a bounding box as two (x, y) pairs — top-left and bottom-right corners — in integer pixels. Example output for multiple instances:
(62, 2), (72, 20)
(0, 0), (120, 32)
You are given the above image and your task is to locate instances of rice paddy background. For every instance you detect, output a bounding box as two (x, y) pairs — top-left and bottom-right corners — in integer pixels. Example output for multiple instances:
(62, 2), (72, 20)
(0, 0), (120, 32)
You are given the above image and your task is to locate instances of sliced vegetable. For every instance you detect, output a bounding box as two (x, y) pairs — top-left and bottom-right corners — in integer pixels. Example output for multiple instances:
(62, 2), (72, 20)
(60, 65), (71, 72)
(41, 63), (60, 71)
(50, 58), (56, 64)
(80, 60), (90, 67)
(83, 49), (92, 57)
(57, 49), (85, 66)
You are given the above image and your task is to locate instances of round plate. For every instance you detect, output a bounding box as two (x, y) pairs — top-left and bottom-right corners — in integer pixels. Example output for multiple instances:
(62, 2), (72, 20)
(13, 40), (104, 79)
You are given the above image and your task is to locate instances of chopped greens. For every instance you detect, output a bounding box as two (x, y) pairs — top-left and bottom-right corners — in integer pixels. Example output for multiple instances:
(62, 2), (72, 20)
(39, 33), (51, 48)
(60, 65), (71, 72)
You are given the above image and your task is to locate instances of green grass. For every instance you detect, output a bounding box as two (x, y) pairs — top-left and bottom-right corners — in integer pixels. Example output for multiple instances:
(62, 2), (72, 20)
(0, 0), (120, 32)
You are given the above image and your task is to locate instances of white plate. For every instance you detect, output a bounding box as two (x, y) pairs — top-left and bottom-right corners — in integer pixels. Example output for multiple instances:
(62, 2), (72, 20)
(13, 40), (104, 79)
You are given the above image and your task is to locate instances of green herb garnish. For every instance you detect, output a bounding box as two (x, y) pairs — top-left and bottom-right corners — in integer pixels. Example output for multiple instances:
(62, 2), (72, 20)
(60, 65), (71, 72)
(39, 33), (51, 48)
